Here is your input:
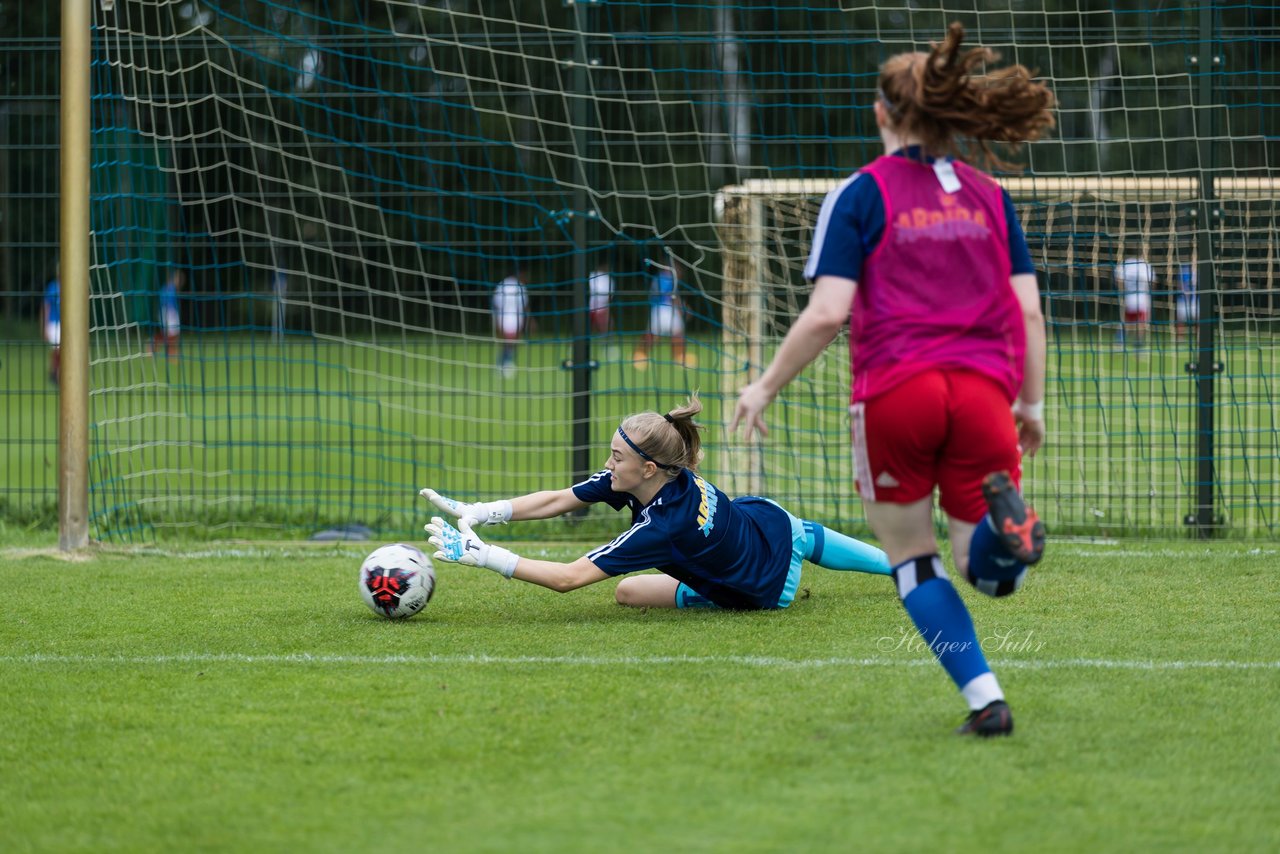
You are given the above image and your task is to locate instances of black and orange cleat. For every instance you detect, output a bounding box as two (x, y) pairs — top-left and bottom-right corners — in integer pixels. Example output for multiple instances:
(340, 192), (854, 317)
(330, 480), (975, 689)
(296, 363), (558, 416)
(956, 699), (1014, 738)
(982, 471), (1046, 565)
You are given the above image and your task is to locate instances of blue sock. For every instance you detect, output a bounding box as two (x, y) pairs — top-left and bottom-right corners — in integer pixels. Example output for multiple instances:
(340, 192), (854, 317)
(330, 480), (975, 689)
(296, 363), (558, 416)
(968, 514), (1027, 596)
(893, 555), (993, 693)
(802, 520), (891, 575)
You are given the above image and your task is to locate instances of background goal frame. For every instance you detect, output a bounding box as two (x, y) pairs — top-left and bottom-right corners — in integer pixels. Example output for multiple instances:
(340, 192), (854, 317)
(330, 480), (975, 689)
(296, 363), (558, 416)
(717, 174), (1280, 537)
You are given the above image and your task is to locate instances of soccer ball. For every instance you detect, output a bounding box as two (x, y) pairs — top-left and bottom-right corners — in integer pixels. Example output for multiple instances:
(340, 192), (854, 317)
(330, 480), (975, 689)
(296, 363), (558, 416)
(359, 543), (436, 619)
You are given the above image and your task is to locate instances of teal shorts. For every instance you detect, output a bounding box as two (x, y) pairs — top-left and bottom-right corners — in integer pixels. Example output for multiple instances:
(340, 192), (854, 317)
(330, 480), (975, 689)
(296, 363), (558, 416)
(674, 501), (804, 610)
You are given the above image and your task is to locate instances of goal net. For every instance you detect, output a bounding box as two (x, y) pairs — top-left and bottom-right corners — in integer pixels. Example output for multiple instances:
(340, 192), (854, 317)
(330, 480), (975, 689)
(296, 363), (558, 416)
(74, 2), (1277, 540)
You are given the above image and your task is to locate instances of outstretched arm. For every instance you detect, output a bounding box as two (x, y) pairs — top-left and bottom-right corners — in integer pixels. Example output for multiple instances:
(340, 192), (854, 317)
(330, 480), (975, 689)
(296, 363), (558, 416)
(421, 486), (587, 525)
(426, 517), (608, 592)
(1009, 272), (1046, 457)
(509, 488), (588, 521)
(511, 554), (609, 592)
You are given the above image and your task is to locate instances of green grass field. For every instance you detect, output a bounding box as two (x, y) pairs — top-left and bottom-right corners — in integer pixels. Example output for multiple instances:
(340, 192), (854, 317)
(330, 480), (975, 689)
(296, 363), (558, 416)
(1, 533), (1276, 852)
(2, 328), (1278, 542)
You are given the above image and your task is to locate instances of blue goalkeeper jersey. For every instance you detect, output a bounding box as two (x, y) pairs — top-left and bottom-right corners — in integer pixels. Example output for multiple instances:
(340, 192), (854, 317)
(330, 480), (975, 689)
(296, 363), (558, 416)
(571, 468), (795, 610)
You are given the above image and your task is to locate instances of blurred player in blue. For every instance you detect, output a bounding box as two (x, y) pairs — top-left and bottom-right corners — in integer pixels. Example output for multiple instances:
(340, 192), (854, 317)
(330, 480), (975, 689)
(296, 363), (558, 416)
(632, 257), (694, 370)
(152, 269), (184, 360)
(423, 395), (889, 610)
(41, 265), (60, 384)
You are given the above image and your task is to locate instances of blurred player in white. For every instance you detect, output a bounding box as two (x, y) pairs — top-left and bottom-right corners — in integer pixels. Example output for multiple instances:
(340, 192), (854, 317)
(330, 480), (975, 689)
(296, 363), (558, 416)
(492, 268), (528, 379)
(1173, 260), (1198, 342)
(1114, 251), (1154, 349)
(588, 258), (613, 336)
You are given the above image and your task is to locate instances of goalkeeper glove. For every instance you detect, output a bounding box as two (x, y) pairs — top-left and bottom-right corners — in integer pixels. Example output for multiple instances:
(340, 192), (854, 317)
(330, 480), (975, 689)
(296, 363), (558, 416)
(425, 516), (520, 579)
(419, 488), (512, 526)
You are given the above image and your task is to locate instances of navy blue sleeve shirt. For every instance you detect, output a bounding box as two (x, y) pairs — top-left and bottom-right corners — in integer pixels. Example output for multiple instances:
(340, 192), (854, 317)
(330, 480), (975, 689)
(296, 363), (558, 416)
(571, 469), (796, 609)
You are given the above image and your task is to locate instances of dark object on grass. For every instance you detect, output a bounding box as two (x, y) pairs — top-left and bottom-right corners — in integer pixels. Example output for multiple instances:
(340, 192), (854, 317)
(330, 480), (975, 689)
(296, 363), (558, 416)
(310, 524), (372, 542)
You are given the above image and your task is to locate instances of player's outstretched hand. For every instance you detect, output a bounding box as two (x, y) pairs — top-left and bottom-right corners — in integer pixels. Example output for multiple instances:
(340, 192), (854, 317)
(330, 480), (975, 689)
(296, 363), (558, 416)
(419, 488), (512, 526)
(728, 381), (775, 440)
(425, 517), (520, 579)
(425, 516), (484, 566)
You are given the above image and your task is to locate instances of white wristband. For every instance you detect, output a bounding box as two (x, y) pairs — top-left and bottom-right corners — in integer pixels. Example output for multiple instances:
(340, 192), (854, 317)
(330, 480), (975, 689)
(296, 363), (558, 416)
(486, 545), (520, 579)
(481, 500), (513, 525)
(1015, 399), (1045, 421)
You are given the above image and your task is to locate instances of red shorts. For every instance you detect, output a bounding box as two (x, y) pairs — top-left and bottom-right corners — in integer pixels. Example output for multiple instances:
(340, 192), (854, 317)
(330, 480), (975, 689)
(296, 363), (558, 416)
(1123, 309), (1149, 323)
(850, 369), (1021, 523)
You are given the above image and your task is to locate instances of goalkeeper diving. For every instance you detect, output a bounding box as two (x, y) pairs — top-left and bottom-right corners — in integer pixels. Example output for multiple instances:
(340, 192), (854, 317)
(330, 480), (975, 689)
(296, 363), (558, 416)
(423, 396), (889, 610)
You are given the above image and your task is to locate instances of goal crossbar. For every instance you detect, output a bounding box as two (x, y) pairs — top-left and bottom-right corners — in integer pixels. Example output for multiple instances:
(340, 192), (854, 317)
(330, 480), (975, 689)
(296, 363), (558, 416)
(717, 175), (1280, 204)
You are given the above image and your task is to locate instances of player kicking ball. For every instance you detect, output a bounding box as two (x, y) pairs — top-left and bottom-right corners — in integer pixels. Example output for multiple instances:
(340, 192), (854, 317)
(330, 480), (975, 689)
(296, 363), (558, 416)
(423, 395), (890, 612)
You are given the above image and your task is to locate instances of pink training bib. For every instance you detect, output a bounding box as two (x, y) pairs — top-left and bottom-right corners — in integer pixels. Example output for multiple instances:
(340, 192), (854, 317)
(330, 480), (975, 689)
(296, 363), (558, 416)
(850, 155), (1025, 403)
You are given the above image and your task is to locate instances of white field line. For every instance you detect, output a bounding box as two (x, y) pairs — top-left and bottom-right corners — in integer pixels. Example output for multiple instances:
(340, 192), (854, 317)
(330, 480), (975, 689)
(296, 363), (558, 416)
(1, 653), (1276, 671)
(1054, 548), (1278, 559)
(5, 547), (1274, 568)
(6, 543), (1275, 563)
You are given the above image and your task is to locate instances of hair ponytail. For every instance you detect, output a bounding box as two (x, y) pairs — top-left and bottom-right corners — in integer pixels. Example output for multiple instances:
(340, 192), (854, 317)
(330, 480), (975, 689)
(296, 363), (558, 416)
(878, 21), (1056, 172)
(617, 395), (705, 477)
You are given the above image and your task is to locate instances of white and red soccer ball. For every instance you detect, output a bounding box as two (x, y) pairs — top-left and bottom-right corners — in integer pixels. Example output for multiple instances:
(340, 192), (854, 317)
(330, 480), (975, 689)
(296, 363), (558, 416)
(359, 543), (435, 619)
